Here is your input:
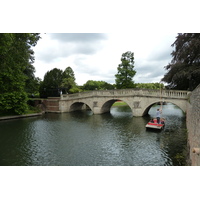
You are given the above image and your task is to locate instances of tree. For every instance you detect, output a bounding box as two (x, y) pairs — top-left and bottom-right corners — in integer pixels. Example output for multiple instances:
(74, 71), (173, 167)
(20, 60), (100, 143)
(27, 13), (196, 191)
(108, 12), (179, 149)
(0, 33), (40, 114)
(162, 33), (200, 90)
(61, 66), (77, 93)
(39, 67), (80, 97)
(24, 63), (41, 97)
(39, 68), (63, 97)
(135, 82), (164, 89)
(115, 51), (136, 89)
(83, 80), (114, 90)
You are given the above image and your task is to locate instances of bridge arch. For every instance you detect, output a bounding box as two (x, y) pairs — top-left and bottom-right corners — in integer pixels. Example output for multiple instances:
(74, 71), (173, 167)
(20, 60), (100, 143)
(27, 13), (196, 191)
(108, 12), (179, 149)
(141, 99), (186, 116)
(164, 100), (186, 113)
(69, 102), (93, 113)
(100, 99), (132, 114)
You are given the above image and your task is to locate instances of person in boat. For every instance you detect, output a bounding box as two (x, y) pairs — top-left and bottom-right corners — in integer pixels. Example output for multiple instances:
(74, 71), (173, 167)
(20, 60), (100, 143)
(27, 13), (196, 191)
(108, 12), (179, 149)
(156, 108), (162, 124)
(150, 118), (154, 123)
(161, 118), (165, 124)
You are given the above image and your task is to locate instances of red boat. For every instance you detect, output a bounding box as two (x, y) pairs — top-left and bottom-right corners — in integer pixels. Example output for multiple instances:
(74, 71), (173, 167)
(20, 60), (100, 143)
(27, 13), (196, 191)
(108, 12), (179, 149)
(146, 118), (165, 130)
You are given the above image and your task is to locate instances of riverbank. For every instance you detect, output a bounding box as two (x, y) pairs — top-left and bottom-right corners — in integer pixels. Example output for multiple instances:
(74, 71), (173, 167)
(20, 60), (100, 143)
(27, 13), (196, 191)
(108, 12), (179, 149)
(0, 113), (43, 121)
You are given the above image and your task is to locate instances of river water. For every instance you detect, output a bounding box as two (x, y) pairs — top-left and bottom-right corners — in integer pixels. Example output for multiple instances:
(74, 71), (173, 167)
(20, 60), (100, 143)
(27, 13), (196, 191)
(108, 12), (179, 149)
(0, 103), (187, 166)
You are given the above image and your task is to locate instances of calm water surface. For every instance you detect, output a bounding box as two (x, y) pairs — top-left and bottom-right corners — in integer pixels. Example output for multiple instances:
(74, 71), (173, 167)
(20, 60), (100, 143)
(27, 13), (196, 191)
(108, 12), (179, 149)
(0, 103), (187, 166)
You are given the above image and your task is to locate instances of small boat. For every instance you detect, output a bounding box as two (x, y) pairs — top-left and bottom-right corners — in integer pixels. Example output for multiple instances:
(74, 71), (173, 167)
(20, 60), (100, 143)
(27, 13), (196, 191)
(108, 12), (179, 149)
(146, 118), (165, 130)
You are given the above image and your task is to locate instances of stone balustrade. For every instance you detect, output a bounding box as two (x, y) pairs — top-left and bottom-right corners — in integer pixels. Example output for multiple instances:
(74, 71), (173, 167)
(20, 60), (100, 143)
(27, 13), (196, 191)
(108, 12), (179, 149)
(62, 89), (190, 100)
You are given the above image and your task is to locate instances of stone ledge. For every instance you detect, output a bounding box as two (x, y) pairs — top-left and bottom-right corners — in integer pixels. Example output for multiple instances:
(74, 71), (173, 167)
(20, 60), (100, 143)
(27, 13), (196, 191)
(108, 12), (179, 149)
(0, 113), (43, 121)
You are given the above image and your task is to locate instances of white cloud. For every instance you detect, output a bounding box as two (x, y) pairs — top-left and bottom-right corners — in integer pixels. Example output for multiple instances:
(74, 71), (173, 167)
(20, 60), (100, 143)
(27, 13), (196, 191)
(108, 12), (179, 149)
(35, 33), (108, 63)
(33, 33), (177, 85)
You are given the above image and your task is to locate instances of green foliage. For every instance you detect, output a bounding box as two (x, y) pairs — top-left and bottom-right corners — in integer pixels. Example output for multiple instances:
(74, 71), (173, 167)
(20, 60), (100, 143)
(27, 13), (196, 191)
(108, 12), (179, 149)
(83, 80), (114, 90)
(0, 33), (40, 114)
(69, 87), (82, 93)
(39, 66), (80, 97)
(44, 68), (63, 88)
(24, 64), (41, 96)
(115, 51), (136, 89)
(162, 33), (200, 90)
(61, 67), (77, 93)
(39, 68), (63, 97)
(135, 82), (164, 89)
(174, 153), (186, 166)
(0, 92), (28, 115)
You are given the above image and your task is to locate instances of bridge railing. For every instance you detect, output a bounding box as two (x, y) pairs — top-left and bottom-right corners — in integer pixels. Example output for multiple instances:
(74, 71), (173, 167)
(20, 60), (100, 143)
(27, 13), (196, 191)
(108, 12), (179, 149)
(61, 89), (190, 100)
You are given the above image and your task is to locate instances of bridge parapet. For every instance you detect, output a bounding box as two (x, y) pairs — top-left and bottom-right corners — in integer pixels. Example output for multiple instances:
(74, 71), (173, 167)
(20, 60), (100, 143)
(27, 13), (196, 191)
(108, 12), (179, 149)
(161, 90), (190, 98)
(61, 89), (190, 100)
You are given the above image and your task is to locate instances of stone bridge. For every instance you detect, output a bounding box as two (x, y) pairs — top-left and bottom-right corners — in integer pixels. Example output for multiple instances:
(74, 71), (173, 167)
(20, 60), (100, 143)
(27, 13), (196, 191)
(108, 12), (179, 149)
(45, 89), (191, 117)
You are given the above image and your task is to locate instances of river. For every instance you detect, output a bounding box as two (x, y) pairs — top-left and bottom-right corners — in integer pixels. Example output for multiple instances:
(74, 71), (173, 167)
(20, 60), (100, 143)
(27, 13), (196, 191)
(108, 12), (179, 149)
(0, 103), (187, 166)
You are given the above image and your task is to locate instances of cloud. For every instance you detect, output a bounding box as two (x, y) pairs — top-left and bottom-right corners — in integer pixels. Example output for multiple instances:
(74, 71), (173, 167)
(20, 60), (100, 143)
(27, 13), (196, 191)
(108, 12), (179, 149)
(35, 33), (108, 63)
(147, 43), (173, 63)
(73, 54), (117, 84)
(133, 35), (175, 83)
(50, 33), (108, 57)
(33, 33), (177, 85)
(135, 59), (168, 83)
(50, 33), (107, 43)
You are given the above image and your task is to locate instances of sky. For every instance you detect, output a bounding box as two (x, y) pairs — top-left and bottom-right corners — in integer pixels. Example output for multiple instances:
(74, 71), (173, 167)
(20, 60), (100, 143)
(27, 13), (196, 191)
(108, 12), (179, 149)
(2, 0), (198, 87)
(33, 33), (177, 85)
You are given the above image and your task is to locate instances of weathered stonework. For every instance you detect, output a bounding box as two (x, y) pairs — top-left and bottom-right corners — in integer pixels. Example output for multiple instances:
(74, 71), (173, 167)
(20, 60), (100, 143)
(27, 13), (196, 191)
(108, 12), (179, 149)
(43, 89), (190, 116)
(58, 89), (189, 116)
(187, 84), (200, 165)
(43, 97), (60, 113)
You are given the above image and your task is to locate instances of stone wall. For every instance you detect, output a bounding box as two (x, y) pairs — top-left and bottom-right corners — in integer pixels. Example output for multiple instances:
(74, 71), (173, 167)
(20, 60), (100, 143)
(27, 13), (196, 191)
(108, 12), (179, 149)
(42, 98), (60, 113)
(187, 84), (200, 165)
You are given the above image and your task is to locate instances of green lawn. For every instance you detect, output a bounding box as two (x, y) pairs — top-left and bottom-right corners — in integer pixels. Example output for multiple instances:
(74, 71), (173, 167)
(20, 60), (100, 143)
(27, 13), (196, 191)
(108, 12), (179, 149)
(112, 101), (128, 106)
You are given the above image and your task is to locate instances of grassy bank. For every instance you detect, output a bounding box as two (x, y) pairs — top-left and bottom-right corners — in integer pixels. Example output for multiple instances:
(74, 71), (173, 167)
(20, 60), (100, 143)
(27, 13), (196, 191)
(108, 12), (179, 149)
(0, 106), (41, 117)
(112, 101), (128, 106)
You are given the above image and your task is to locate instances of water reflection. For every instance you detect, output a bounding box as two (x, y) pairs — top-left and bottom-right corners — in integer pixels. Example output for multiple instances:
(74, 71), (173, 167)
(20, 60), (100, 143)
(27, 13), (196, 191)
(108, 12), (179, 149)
(0, 103), (187, 166)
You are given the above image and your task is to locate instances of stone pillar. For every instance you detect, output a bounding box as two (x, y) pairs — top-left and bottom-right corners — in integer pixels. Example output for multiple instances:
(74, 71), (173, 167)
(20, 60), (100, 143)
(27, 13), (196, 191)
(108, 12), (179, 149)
(93, 107), (102, 114)
(132, 107), (144, 117)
